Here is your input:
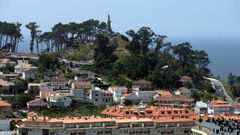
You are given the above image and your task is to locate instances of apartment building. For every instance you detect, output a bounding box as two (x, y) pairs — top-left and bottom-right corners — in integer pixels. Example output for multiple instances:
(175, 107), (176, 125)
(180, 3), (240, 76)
(18, 116), (195, 135)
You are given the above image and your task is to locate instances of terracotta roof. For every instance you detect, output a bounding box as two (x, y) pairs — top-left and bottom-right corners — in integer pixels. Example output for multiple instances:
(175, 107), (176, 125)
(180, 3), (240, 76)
(155, 90), (172, 97)
(0, 79), (15, 86)
(111, 86), (128, 91)
(21, 116), (195, 125)
(132, 79), (152, 84)
(179, 76), (192, 83)
(121, 94), (130, 97)
(0, 101), (12, 107)
(0, 58), (16, 64)
(102, 105), (195, 118)
(23, 68), (36, 72)
(157, 95), (194, 103)
(208, 100), (232, 107)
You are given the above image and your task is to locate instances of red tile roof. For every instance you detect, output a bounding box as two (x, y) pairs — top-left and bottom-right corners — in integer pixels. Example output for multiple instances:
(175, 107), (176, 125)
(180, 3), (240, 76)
(208, 100), (232, 107)
(179, 76), (192, 83)
(132, 79), (152, 84)
(0, 101), (12, 107)
(102, 105), (195, 118)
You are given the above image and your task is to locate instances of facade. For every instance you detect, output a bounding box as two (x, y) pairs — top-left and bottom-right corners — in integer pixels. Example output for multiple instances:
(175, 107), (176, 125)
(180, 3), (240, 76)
(89, 89), (113, 106)
(0, 58), (16, 68)
(208, 100), (233, 114)
(51, 79), (68, 90)
(47, 94), (72, 108)
(14, 60), (37, 74)
(74, 70), (97, 81)
(22, 68), (36, 80)
(0, 101), (11, 116)
(71, 81), (91, 90)
(71, 89), (84, 100)
(0, 79), (15, 98)
(109, 86), (128, 103)
(27, 99), (48, 109)
(132, 79), (152, 91)
(174, 87), (191, 97)
(0, 116), (10, 131)
(120, 94), (139, 105)
(18, 116), (195, 135)
(156, 95), (195, 108)
(135, 91), (159, 103)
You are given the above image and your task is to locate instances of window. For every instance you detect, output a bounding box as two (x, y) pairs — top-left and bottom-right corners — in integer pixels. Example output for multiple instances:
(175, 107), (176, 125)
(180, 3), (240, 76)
(95, 94), (98, 96)
(95, 99), (98, 101)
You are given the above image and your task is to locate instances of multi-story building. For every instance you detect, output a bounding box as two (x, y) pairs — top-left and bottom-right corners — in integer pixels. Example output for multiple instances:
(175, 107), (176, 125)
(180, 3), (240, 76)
(0, 101), (11, 116)
(155, 95), (195, 108)
(108, 86), (128, 103)
(132, 79), (152, 91)
(208, 100), (233, 114)
(89, 88), (113, 106)
(102, 104), (195, 118)
(17, 116), (195, 135)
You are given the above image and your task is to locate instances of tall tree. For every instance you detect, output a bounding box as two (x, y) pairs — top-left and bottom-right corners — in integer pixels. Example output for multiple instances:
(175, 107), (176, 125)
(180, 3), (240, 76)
(25, 22), (39, 54)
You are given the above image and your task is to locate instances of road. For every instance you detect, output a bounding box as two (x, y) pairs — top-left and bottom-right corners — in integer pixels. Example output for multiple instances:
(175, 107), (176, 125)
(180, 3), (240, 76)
(204, 77), (236, 104)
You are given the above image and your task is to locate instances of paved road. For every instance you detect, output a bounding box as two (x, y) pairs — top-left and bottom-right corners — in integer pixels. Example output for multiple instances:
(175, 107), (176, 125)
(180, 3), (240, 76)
(204, 77), (235, 104)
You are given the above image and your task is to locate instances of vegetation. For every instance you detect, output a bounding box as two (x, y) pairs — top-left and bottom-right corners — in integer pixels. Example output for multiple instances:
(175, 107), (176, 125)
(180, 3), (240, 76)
(9, 93), (34, 109)
(226, 73), (240, 98)
(0, 21), (22, 52)
(35, 104), (104, 117)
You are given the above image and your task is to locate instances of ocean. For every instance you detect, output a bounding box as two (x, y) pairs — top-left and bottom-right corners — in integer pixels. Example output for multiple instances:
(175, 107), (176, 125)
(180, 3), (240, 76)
(18, 37), (240, 80)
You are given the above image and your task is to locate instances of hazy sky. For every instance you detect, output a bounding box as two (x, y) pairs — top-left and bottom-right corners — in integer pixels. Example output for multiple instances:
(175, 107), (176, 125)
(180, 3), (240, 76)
(0, 0), (240, 38)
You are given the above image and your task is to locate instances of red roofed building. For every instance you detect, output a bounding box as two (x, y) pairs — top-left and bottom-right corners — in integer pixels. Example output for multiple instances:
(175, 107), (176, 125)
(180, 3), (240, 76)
(179, 76), (192, 83)
(102, 105), (195, 118)
(155, 95), (195, 108)
(0, 79), (15, 98)
(208, 100), (233, 114)
(0, 101), (12, 116)
(132, 79), (152, 91)
(0, 58), (16, 68)
(22, 68), (36, 80)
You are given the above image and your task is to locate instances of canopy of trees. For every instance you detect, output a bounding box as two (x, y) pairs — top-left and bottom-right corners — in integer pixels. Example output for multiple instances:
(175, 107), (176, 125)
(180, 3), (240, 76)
(0, 21), (22, 52)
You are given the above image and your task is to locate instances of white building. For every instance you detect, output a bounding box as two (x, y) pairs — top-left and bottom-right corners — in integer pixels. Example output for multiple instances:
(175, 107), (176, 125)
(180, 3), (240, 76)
(47, 94), (72, 108)
(120, 94), (139, 104)
(22, 68), (36, 80)
(89, 88), (113, 106)
(0, 117), (10, 131)
(208, 100), (233, 114)
(108, 86), (128, 103)
(71, 89), (84, 100)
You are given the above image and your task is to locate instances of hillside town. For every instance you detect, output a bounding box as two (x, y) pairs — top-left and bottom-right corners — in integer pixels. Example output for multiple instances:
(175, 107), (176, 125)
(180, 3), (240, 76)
(1, 56), (240, 135)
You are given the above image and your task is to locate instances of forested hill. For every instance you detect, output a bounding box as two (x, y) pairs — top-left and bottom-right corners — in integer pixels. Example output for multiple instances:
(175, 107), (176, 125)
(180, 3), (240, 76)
(1, 18), (215, 99)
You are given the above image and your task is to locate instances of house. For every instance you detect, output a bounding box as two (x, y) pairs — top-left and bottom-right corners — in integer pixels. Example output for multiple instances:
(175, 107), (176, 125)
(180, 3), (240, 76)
(51, 79), (68, 90)
(14, 60), (37, 74)
(39, 91), (57, 99)
(194, 101), (209, 115)
(132, 79), (152, 91)
(233, 105), (240, 114)
(0, 79), (15, 98)
(174, 87), (192, 97)
(27, 99), (48, 109)
(208, 100), (233, 114)
(108, 86), (128, 103)
(179, 75), (192, 83)
(89, 88), (113, 106)
(71, 89), (84, 100)
(74, 70), (97, 81)
(120, 94), (139, 105)
(71, 81), (91, 90)
(155, 95), (195, 108)
(155, 90), (172, 97)
(0, 101), (11, 116)
(22, 68), (36, 80)
(47, 93), (72, 108)
(135, 91), (159, 103)
(0, 115), (10, 131)
(0, 58), (16, 68)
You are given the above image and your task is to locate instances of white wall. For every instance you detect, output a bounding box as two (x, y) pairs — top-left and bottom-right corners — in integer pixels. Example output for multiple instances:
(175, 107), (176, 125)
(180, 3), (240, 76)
(0, 119), (10, 131)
